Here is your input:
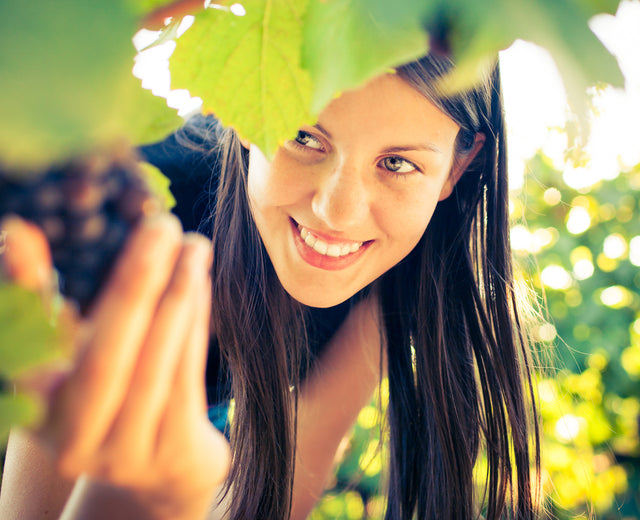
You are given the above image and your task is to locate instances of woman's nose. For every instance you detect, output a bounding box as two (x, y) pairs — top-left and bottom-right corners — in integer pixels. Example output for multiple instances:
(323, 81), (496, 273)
(311, 162), (370, 232)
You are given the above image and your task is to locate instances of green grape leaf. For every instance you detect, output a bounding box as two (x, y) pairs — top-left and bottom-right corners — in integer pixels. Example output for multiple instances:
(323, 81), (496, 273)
(165, 0), (621, 161)
(418, 0), (624, 141)
(0, 1), (140, 172)
(170, 0), (314, 158)
(577, 0), (622, 17)
(301, 0), (429, 113)
(139, 161), (177, 210)
(0, 393), (44, 444)
(0, 284), (66, 380)
(122, 80), (185, 147)
(0, 1), (181, 173)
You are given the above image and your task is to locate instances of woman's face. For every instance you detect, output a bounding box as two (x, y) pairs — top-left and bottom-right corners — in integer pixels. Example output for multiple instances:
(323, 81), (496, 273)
(247, 73), (474, 308)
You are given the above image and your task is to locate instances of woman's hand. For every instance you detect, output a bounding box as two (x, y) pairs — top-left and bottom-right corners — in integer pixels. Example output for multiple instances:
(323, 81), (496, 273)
(1, 214), (230, 519)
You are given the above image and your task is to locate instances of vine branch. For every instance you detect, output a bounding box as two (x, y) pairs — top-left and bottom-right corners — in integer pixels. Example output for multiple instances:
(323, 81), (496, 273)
(142, 0), (230, 29)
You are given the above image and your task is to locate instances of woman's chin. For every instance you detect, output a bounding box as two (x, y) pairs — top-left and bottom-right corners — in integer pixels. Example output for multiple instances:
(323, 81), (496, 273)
(282, 283), (357, 309)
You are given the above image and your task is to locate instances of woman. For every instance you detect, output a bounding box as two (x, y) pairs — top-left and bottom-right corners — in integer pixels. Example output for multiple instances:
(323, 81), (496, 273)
(0, 52), (540, 519)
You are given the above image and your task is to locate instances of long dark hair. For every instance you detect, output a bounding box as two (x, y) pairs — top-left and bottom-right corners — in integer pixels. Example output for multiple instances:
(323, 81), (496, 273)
(209, 53), (540, 519)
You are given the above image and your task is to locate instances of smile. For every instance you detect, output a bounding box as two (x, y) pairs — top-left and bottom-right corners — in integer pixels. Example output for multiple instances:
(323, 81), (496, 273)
(289, 219), (371, 271)
(297, 224), (363, 257)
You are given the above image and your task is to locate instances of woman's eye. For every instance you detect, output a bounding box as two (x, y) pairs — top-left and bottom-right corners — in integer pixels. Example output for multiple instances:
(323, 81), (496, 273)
(380, 156), (417, 174)
(294, 131), (323, 150)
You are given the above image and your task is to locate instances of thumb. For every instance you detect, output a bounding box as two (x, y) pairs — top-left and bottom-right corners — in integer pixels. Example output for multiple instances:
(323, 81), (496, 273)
(1, 216), (53, 291)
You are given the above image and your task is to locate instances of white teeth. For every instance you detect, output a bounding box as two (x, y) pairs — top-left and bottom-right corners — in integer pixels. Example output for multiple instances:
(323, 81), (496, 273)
(297, 224), (364, 258)
(304, 233), (316, 247)
(326, 244), (341, 257)
(313, 241), (328, 255)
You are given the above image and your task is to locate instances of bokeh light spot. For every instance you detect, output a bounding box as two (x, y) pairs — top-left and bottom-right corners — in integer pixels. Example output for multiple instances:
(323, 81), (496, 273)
(629, 236), (640, 266)
(573, 259), (594, 280)
(566, 207), (591, 234)
(603, 233), (627, 259)
(541, 265), (573, 290)
(538, 323), (558, 342)
(543, 187), (562, 206)
(600, 286), (632, 308)
(555, 414), (583, 443)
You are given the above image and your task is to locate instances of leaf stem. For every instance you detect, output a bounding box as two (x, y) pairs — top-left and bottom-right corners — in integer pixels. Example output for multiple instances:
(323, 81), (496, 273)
(142, 0), (230, 29)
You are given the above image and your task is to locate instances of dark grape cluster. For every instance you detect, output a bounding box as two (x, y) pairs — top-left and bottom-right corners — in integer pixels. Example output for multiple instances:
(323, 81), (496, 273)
(0, 147), (160, 312)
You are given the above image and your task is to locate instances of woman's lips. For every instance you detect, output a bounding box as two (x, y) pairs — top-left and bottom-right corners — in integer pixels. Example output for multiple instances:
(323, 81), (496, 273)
(298, 225), (363, 257)
(290, 219), (371, 271)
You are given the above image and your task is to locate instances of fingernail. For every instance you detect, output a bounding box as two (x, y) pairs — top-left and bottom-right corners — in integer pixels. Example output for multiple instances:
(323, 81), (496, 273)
(133, 213), (183, 254)
(141, 212), (182, 232)
(183, 233), (212, 267)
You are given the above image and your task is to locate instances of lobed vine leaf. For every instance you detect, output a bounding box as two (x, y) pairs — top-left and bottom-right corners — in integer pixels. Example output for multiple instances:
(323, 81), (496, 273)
(301, 0), (428, 113)
(0, 283), (68, 441)
(123, 81), (185, 148)
(0, 284), (66, 380)
(0, 1), (137, 172)
(0, 393), (43, 444)
(0, 1), (182, 174)
(169, 0), (314, 158)
(416, 0), (624, 140)
(139, 162), (177, 210)
(166, 0), (622, 157)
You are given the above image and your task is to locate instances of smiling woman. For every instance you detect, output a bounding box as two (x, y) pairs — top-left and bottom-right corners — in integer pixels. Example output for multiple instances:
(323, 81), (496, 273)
(247, 73), (482, 308)
(0, 52), (539, 520)
(204, 52), (539, 520)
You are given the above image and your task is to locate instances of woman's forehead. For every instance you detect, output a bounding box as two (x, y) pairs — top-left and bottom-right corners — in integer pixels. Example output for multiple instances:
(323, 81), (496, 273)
(314, 73), (461, 148)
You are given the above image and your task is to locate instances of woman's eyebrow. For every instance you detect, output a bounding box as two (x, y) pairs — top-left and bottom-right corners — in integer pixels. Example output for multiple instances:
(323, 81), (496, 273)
(313, 122), (332, 138)
(382, 144), (443, 154)
(312, 122), (442, 154)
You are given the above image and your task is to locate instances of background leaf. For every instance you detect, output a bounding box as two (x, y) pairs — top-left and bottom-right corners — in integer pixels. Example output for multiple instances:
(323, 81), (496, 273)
(170, 0), (313, 158)
(301, 0), (428, 113)
(122, 82), (185, 147)
(0, 284), (65, 380)
(139, 162), (177, 210)
(0, 1), (182, 173)
(0, 393), (43, 445)
(418, 0), (624, 140)
(0, 1), (138, 171)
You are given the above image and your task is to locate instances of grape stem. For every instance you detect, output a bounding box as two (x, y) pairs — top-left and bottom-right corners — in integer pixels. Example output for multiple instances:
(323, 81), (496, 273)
(142, 0), (231, 29)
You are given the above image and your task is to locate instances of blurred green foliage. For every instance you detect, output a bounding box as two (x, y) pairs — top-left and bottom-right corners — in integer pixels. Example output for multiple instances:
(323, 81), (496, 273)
(310, 151), (640, 518)
(515, 150), (640, 518)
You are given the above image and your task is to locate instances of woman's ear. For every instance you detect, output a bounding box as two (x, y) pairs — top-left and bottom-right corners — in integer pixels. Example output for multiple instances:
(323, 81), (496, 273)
(438, 133), (486, 201)
(239, 137), (251, 150)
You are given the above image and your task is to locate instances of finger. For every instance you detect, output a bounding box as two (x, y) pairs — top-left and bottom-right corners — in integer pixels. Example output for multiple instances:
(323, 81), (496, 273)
(43, 214), (183, 464)
(103, 234), (212, 463)
(151, 257), (229, 488)
(174, 242), (212, 416)
(1, 216), (53, 291)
